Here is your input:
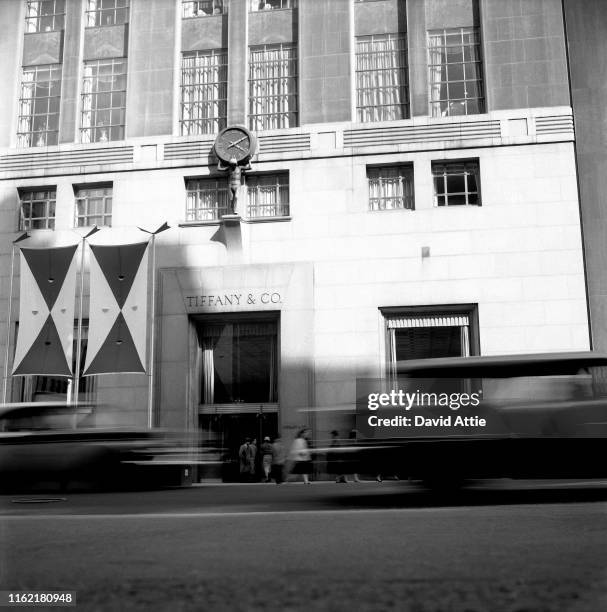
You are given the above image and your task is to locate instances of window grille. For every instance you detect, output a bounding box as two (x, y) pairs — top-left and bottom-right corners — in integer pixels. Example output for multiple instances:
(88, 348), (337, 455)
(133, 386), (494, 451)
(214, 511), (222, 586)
(249, 44), (298, 131)
(384, 309), (475, 383)
(389, 317), (470, 363)
(18, 65), (62, 148)
(186, 178), (230, 222)
(25, 0), (65, 32)
(356, 33), (409, 123)
(80, 58), (127, 143)
(75, 185), (112, 227)
(250, 0), (297, 10)
(86, 0), (129, 27)
(428, 27), (484, 117)
(367, 166), (414, 211)
(432, 161), (480, 206)
(246, 174), (289, 218)
(180, 50), (227, 136)
(19, 189), (56, 230)
(182, 0), (225, 17)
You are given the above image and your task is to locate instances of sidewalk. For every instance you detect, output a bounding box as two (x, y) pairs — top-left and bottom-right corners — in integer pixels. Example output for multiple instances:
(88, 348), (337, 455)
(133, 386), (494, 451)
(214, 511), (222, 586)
(192, 478), (382, 486)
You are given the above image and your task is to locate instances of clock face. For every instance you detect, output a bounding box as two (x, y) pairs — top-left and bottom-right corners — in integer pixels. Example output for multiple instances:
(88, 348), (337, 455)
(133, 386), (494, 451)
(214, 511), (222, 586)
(214, 126), (256, 164)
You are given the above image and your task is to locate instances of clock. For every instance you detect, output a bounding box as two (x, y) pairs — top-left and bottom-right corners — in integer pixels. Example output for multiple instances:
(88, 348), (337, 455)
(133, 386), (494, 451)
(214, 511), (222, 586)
(213, 125), (257, 165)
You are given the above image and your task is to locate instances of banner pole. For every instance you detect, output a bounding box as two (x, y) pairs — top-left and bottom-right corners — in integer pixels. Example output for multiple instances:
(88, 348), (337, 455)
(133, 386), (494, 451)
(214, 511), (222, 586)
(73, 237), (87, 406)
(73, 226), (99, 406)
(147, 234), (157, 429)
(2, 244), (17, 404)
(139, 222), (168, 429)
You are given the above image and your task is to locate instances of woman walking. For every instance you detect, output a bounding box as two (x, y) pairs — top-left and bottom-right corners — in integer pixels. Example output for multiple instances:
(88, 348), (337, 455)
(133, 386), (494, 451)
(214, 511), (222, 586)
(289, 428), (312, 484)
(261, 436), (273, 482)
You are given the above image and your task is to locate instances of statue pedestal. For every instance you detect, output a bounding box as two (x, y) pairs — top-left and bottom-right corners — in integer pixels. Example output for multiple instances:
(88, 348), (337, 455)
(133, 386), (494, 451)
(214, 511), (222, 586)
(221, 214), (241, 226)
(220, 215), (242, 261)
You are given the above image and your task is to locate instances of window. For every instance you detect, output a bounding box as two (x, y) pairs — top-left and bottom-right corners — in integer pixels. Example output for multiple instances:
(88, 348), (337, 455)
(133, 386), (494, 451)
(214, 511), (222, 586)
(86, 0), (129, 27)
(74, 185), (112, 227)
(17, 64), (61, 148)
(432, 161), (480, 206)
(383, 306), (478, 382)
(19, 189), (56, 230)
(182, 0), (225, 17)
(250, 0), (297, 10)
(367, 165), (414, 211)
(186, 178), (230, 222)
(80, 58), (127, 143)
(197, 316), (278, 405)
(180, 50), (227, 136)
(249, 43), (298, 131)
(428, 27), (484, 117)
(356, 34), (409, 123)
(25, 0), (65, 32)
(246, 174), (289, 218)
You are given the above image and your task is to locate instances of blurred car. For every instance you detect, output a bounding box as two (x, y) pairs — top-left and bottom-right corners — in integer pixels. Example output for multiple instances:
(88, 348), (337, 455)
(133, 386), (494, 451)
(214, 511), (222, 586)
(354, 351), (607, 487)
(300, 352), (607, 487)
(0, 402), (193, 492)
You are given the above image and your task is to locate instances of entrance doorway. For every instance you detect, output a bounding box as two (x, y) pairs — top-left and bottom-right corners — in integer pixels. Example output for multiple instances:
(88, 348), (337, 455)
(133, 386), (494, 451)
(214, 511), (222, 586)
(199, 412), (278, 482)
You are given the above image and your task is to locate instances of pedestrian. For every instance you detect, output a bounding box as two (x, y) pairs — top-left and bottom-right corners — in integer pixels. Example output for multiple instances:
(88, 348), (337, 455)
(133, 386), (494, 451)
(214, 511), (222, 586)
(349, 429), (361, 482)
(238, 438), (250, 482)
(247, 438), (257, 481)
(289, 428), (312, 484)
(261, 436), (273, 482)
(328, 430), (347, 483)
(271, 437), (286, 484)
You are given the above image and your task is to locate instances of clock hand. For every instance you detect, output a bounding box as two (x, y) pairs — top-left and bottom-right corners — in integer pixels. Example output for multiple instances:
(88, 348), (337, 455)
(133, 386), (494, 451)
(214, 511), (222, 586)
(227, 141), (247, 153)
(227, 136), (248, 147)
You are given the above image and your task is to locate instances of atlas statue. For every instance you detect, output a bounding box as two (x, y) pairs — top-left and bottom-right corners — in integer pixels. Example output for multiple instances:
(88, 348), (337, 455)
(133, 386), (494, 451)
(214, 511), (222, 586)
(213, 126), (257, 216)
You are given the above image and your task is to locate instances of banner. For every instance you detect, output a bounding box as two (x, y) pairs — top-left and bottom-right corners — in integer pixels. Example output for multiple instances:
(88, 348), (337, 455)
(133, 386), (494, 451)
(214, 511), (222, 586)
(84, 241), (149, 375)
(12, 245), (78, 376)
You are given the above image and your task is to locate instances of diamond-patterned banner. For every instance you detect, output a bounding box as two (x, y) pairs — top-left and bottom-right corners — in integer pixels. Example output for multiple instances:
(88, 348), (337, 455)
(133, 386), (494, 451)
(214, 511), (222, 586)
(12, 245), (78, 376)
(84, 242), (149, 375)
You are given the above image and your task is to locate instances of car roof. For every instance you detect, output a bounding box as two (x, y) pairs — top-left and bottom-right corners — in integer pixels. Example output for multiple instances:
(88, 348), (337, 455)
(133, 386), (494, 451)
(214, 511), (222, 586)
(395, 351), (607, 378)
(0, 402), (93, 420)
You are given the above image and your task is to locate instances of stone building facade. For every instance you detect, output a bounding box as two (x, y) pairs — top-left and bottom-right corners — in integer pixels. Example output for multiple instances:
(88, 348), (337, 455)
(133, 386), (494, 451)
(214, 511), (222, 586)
(0, 0), (591, 477)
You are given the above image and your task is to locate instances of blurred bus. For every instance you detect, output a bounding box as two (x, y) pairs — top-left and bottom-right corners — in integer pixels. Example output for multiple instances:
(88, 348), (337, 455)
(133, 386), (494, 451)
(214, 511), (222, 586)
(352, 351), (607, 487)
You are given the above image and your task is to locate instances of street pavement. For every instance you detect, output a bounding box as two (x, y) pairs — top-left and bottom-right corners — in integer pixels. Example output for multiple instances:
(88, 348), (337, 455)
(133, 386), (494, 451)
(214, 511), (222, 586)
(1, 480), (607, 611)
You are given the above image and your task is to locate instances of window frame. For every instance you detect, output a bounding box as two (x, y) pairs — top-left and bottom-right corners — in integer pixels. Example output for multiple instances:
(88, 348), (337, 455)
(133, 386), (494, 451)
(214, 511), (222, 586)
(180, 49), (228, 136)
(25, 0), (65, 33)
(246, 172), (290, 219)
(80, 58), (127, 144)
(427, 26), (485, 118)
(382, 304), (480, 380)
(85, 0), (129, 27)
(185, 177), (231, 223)
(432, 160), (481, 207)
(17, 64), (62, 148)
(248, 43), (298, 131)
(74, 183), (113, 228)
(249, 0), (297, 11)
(367, 164), (414, 211)
(195, 312), (280, 407)
(18, 188), (56, 231)
(355, 33), (409, 123)
(182, 0), (226, 18)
